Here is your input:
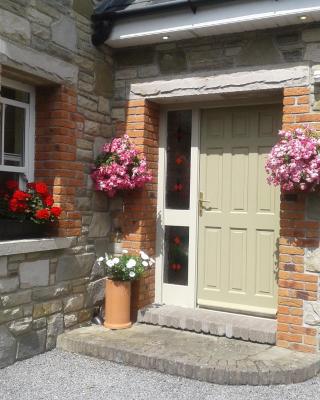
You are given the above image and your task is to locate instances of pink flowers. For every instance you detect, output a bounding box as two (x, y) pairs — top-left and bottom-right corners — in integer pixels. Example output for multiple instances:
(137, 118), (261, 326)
(91, 135), (152, 197)
(266, 127), (320, 191)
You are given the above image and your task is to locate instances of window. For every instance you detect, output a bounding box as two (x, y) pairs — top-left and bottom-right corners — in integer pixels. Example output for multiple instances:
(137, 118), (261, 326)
(0, 78), (35, 186)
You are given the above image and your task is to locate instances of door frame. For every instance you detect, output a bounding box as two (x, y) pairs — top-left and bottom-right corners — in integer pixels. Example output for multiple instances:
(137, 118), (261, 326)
(155, 98), (282, 310)
(155, 107), (200, 308)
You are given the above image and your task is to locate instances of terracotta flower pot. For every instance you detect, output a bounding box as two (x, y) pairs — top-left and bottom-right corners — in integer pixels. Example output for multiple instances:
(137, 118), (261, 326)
(104, 279), (132, 329)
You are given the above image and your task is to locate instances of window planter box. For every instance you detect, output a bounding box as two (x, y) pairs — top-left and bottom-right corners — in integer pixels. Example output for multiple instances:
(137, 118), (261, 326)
(0, 219), (48, 241)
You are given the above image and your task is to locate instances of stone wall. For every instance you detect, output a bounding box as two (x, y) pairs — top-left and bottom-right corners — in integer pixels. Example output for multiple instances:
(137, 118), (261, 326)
(0, 0), (113, 368)
(0, 240), (105, 368)
(112, 25), (320, 107)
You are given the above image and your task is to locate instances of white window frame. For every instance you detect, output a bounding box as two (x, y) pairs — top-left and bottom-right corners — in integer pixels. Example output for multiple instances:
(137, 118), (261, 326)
(0, 77), (35, 182)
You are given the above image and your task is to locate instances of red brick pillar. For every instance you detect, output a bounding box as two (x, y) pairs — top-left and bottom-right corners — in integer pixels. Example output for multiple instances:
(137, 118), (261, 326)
(115, 99), (159, 310)
(277, 86), (320, 353)
(35, 85), (84, 237)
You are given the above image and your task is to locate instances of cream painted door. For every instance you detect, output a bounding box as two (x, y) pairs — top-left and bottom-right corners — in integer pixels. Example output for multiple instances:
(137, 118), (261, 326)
(197, 105), (281, 316)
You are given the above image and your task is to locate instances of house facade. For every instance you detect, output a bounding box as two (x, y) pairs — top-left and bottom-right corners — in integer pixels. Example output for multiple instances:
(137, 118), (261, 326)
(1, 0), (320, 368)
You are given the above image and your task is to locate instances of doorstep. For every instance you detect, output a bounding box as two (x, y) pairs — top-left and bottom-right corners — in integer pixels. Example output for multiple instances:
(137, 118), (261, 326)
(57, 324), (320, 385)
(138, 304), (276, 345)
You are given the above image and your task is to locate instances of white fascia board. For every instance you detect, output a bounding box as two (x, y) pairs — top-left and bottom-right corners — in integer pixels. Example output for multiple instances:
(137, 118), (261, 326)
(108, 0), (320, 47)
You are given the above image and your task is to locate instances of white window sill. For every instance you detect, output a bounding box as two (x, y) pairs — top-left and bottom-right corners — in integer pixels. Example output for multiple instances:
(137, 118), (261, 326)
(0, 237), (72, 256)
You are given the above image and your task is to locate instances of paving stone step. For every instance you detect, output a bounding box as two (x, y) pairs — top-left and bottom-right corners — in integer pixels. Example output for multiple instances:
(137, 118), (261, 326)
(137, 305), (277, 345)
(57, 324), (320, 385)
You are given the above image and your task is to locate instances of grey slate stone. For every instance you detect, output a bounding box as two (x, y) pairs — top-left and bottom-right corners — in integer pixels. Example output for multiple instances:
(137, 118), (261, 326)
(73, 0), (93, 17)
(16, 329), (46, 360)
(88, 212), (111, 238)
(33, 300), (63, 319)
(90, 260), (105, 280)
(305, 247), (320, 272)
(63, 294), (85, 313)
(64, 313), (78, 328)
(92, 191), (109, 212)
(32, 283), (70, 301)
(19, 260), (49, 288)
(32, 318), (47, 330)
(116, 47), (154, 67)
(0, 9), (31, 44)
(302, 28), (320, 43)
(46, 313), (64, 350)
(8, 317), (33, 336)
(56, 253), (95, 282)
(0, 326), (17, 369)
(52, 16), (77, 52)
(0, 307), (24, 324)
(94, 60), (113, 96)
(304, 302), (320, 326)
(86, 277), (106, 307)
(0, 290), (32, 308)
(238, 37), (283, 66)
(159, 50), (187, 74)
(0, 256), (7, 277)
(0, 276), (19, 294)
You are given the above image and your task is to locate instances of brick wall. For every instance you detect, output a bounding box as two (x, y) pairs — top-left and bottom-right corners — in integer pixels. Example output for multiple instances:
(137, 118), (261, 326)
(277, 86), (320, 353)
(114, 100), (159, 312)
(35, 85), (84, 237)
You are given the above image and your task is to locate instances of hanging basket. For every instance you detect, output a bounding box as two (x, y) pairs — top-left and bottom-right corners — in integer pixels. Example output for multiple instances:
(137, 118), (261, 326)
(0, 219), (48, 241)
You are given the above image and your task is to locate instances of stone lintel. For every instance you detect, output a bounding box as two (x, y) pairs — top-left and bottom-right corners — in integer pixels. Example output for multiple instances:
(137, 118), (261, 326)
(0, 39), (78, 85)
(130, 65), (310, 101)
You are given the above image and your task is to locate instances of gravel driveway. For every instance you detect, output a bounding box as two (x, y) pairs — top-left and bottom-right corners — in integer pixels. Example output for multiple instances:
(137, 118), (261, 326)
(0, 349), (319, 400)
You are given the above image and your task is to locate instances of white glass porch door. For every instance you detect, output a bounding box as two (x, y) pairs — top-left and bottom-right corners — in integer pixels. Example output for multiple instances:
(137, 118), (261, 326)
(155, 108), (199, 308)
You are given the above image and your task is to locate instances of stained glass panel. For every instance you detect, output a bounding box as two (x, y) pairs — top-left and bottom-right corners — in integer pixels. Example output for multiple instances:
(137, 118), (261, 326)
(166, 110), (192, 210)
(164, 226), (189, 286)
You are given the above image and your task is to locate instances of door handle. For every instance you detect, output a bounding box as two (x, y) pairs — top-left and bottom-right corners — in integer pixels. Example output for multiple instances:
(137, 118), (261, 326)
(199, 192), (210, 216)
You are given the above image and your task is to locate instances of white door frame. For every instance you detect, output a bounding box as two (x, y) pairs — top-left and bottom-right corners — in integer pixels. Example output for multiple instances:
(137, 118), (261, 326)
(155, 107), (200, 308)
(155, 98), (282, 309)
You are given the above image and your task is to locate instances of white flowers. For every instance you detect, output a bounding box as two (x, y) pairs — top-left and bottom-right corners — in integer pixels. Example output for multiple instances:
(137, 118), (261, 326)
(140, 251), (149, 260)
(96, 249), (154, 281)
(106, 259), (114, 267)
(126, 258), (136, 269)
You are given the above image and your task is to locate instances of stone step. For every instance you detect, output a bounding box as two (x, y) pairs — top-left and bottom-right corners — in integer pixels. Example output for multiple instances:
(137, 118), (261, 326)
(137, 304), (277, 345)
(57, 324), (320, 385)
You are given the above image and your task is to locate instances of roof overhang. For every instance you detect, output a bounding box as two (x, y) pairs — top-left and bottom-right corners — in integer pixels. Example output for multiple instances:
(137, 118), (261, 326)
(100, 0), (320, 48)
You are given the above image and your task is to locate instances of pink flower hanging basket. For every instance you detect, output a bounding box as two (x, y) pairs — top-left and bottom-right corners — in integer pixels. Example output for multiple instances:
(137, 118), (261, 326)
(91, 135), (152, 197)
(266, 127), (320, 192)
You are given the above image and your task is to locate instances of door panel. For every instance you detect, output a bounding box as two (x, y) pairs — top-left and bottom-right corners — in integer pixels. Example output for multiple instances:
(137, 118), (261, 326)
(198, 105), (281, 315)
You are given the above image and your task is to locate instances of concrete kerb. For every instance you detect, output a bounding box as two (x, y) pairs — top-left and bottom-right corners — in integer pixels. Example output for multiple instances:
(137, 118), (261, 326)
(137, 305), (277, 345)
(57, 325), (320, 386)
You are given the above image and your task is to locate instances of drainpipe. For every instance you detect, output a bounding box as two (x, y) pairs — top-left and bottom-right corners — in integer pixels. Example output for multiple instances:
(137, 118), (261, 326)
(91, 0), (237, 46)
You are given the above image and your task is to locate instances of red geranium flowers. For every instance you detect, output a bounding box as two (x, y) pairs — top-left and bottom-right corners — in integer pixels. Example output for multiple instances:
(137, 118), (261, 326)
(0, 180), (62, 224)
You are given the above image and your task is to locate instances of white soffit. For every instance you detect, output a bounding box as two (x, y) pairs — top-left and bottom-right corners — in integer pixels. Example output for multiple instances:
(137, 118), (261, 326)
(107, 0), (320, 48)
